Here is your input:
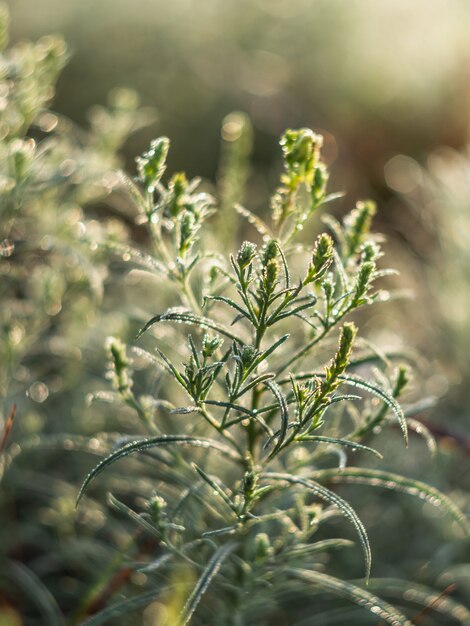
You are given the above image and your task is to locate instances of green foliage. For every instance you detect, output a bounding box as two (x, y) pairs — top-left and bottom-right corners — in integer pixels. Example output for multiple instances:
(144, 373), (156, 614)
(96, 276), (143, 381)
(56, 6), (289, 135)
(76, 123), (469, 625)
(1, 5), (468, 624)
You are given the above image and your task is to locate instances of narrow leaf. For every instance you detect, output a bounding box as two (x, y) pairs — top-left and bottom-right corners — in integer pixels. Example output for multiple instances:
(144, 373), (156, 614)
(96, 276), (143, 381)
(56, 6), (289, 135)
(299, 436), (383, 458)
(289, 568), (412, 626)
(313, 467), (470, 536)
(263, 472), (371, 580)
(137, 308), (245, 344)
(180, 542), (236, 625)
(77, 435), (241, 504)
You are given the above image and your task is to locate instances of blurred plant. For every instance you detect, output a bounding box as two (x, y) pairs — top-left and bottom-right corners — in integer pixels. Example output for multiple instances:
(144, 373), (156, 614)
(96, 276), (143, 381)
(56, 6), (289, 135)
(0, 3), (153, 619)
(76, 128), (470, 625)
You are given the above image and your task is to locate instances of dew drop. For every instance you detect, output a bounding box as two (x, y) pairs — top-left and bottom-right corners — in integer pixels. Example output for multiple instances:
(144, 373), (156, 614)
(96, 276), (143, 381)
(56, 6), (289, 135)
(28, 381), (49, 403)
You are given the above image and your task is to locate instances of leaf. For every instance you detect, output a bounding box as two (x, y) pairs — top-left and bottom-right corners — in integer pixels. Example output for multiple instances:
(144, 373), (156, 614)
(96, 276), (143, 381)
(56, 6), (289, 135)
(313, 467), (470, 536)
(289, 568), (413, 625)
(180, 542), (237, 625)
(205, 294), (254, 323)
(364, 578), (470, 624)
(263, 380), (289, 459)
(77, 435), (241, 504)
(247, 334), (290, 376)
(192, 464), (238, 515)
(263, 472), (371, 580)
(406, 418), (437, 456)
(137, 308), (245, 344)
(203, 400), (274, 437)
(299, 436), (383, 458)
(235, 372), (275, 398)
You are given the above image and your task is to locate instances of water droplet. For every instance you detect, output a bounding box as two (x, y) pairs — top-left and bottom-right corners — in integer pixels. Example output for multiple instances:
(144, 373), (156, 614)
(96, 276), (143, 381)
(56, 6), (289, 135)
(28, 381), (49, 403)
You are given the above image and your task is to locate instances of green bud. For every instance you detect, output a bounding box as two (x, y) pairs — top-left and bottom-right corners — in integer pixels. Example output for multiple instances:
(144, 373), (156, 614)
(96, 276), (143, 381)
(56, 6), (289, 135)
(136, 137), (170, 191)
(239, 345), (258, 369)
(262, 240), (278, 266)
(304, 233), (334, 284)
(178, 211), (197, 254)
(311, 163), (329, 204)
(321, 277), (334, 301)
(345, 200), (376, 256)
(148, 495), (168, 532)
(352, 261), (376, 305)
(166, 172), (188, 217)
(106, 336), (131, 395)
(243, 470), (258, 497)
(263, 258), (280, 293)
(236, 241), (257, 269)
(361, 242), (380, 263)
(280, 128), (323, 181)
(202, 334), (223, 358)
(335, 322), (357, 371)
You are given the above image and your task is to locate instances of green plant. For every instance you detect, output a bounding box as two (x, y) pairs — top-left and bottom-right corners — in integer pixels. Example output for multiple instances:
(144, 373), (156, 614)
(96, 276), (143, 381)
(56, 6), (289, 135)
(77, 128), (470, 625)
(0, 4), (153, 618)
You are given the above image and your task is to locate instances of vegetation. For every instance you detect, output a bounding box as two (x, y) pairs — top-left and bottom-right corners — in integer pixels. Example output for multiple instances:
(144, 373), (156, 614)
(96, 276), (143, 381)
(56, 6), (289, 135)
(1, 5), (469, 625)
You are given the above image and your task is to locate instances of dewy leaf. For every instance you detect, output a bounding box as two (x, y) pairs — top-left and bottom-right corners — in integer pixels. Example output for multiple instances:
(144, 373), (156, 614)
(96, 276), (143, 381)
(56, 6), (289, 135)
(180, 542), (237, 626)
(299, 435), (383, 458)
(262, 473), (372, 580)
(137, 308), (246, 344)
(313, 467), (470, 536)
(263, 380), (289, 459)
(364, 578), (470, 624)
(77, 435), (241, 504)
(289, 569), (413, 626)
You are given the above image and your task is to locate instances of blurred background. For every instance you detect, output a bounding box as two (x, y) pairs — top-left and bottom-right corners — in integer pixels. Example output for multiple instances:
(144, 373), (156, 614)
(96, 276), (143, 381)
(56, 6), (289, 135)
(3, 0), (470, 622)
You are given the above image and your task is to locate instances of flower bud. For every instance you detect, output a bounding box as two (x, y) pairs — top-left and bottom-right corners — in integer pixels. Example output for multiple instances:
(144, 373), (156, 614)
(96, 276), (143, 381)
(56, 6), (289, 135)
(236, 241), (257, 269)
(136, 137), (169, 191)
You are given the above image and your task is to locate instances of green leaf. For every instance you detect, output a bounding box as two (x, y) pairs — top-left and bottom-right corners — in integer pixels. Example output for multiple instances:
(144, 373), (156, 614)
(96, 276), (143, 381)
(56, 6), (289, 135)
(205, 294), (254, 323)
(289, 568), (413, 625)
(364, 578), (470, 624)
(262, 473), (371, 580)
(312, 467), (470, 536)
(138, 308), (245, 344)
(263, 380), (289, 459)
(203, 400), (274, 437)
(180, 542), (237, 625)
(77, 435), (241, 504)
(299, 435), (383, 458)
(193, 464), (238, 515)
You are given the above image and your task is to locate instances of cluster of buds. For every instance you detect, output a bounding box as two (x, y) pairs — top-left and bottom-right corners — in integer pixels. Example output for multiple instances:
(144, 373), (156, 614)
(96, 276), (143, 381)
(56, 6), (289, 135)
(136, 136), (169, 192)
(304, 233), (334, 285)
